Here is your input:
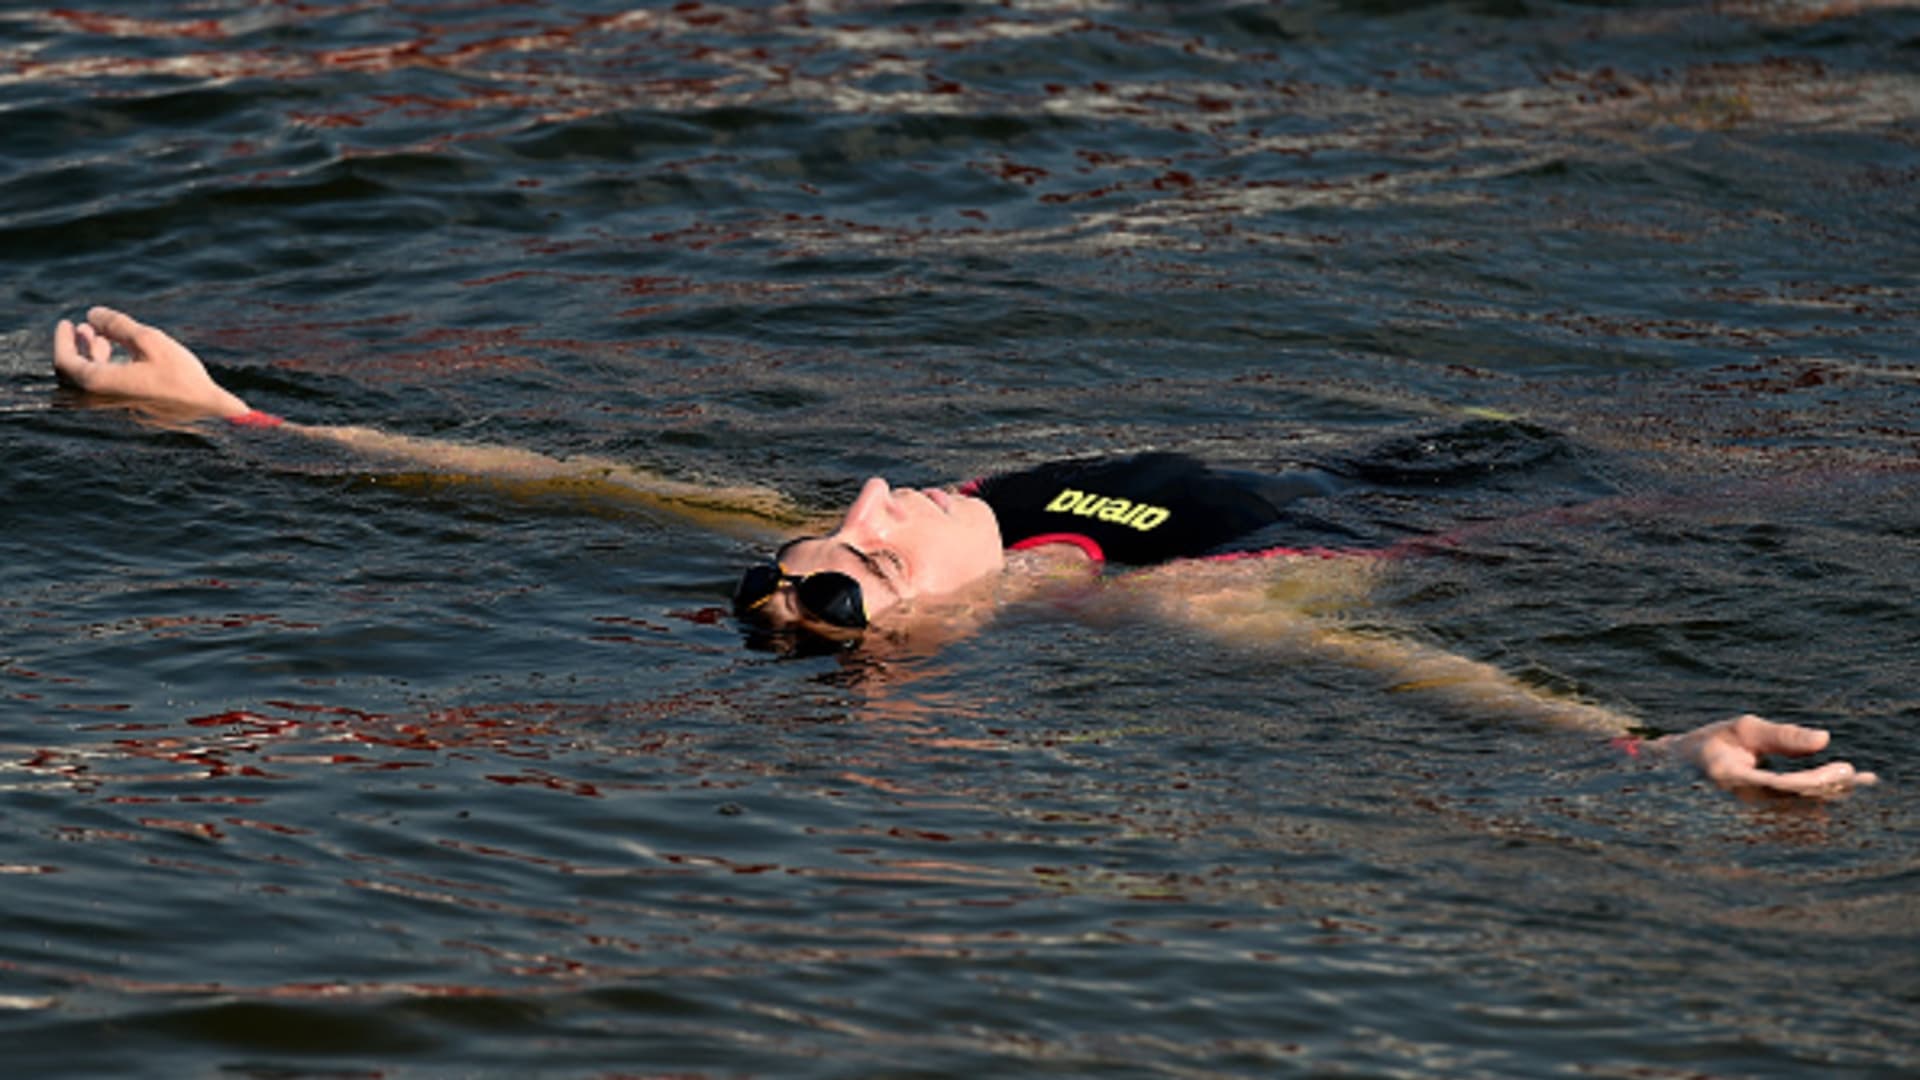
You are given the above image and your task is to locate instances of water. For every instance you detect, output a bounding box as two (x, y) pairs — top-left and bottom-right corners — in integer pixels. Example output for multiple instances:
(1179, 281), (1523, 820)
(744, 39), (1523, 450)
(2, 1), (1918, 1076)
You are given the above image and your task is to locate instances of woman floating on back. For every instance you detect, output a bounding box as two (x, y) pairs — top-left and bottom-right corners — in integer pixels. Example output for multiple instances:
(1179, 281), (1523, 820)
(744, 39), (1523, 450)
(51, 306), (1879, 797)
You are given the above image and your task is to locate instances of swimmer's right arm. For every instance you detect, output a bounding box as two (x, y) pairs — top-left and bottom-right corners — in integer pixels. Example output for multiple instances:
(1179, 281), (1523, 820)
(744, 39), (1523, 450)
(53, 307), (252, 420)
(51, 307), (806, 535)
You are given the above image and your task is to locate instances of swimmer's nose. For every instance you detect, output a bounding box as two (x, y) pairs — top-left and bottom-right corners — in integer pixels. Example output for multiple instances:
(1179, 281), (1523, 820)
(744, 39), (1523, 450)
(840, 477), (895, 533)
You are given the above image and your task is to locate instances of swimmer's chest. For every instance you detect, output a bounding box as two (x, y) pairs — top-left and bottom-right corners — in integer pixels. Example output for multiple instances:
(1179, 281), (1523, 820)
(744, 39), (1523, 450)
(969, 453), (1287, 565)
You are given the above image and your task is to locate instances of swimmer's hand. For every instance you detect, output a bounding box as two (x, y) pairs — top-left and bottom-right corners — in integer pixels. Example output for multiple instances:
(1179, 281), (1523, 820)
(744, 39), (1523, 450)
(52, 306), (251, 420)
(1656, 714), (1878, 796)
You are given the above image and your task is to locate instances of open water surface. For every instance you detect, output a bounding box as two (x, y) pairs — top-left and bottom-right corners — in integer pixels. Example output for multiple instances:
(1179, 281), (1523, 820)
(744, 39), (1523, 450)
(2, 1), (1919, 1076)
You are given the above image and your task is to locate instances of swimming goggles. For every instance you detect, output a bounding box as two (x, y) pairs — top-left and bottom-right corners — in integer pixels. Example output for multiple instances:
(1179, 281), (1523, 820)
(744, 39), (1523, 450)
(732, 562), (869, 631)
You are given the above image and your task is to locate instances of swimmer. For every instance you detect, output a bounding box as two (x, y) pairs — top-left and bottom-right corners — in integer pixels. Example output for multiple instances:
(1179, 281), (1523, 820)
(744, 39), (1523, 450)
(51, 306), (1879, 798)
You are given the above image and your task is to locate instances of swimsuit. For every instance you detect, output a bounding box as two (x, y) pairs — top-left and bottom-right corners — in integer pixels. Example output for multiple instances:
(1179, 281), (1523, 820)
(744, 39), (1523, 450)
(958, 452), (1356, 566)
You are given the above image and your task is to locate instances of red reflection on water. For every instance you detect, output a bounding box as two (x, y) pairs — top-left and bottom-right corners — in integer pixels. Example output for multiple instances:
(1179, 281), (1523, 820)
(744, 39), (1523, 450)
(45, 9), (229, 40)
(137, 816), (226, 840)
(345, 875), (589, 925)
(362, 326), (545, 379)
(103, 794), (264, 805)
(16, 697), (655, 809)
(485, 771), (601, 797)
(0, 951), (544, 1002)
(107, 734), (283, 781)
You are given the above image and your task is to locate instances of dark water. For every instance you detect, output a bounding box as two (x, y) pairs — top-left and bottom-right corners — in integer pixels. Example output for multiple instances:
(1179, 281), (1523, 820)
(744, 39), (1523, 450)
(3, 1), (1918, 1076)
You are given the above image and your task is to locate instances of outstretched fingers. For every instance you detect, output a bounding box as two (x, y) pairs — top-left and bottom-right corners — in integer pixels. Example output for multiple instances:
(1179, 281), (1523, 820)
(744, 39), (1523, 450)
(1729, 713), (1828, 758)
(1709, 754), (1874, 796)
(1662, 714), (1879, 797)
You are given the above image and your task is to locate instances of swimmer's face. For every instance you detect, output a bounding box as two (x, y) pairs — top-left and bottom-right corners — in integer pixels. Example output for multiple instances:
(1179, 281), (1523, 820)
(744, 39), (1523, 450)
(759, 478), (1005, 630)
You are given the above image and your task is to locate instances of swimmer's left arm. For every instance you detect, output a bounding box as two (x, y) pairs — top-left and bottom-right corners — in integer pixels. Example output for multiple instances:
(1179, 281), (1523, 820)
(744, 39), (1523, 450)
(1306, 625), (1876, 794)
(1136, 564), (1877, 797)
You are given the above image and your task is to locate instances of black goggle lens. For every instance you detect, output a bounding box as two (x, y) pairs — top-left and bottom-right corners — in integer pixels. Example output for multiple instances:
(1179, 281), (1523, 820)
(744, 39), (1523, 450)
(732, 563), (782, 614)
(733, 563), (868, 631)
(795, 572), (867, 629)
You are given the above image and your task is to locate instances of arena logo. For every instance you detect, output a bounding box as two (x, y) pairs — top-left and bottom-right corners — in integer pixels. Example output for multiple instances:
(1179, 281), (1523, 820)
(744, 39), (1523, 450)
(1043, 489), (1171, 531)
